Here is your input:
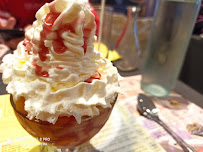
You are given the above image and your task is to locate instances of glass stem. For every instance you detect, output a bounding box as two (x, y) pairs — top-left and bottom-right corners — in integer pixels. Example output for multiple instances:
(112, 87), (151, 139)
(61, 147), (78, 152)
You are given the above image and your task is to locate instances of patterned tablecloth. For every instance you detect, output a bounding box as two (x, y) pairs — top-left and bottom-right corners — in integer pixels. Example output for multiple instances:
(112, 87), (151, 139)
(0, 75), (203, 152)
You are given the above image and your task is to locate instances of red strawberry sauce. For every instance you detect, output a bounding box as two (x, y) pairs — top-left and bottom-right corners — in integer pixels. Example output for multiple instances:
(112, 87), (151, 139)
(22, 8), (100, 81)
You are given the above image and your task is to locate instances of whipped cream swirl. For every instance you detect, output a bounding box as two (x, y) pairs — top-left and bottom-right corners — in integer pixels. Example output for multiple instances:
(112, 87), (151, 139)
(1, 0), (120, 124)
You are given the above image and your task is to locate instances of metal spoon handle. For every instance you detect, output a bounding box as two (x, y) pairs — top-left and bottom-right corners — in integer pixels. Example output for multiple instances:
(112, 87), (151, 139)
(155, 118), (196, 152)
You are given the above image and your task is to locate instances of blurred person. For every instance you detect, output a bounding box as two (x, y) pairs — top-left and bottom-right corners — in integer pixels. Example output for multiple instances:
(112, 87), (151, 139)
(0, 0), (53, 50)
(0, 0), (99, 50)
(0, 0), (53, 29)
(193, 0), (203, 35)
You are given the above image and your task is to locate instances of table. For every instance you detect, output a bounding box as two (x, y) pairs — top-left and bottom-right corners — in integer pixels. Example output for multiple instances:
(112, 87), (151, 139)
(118, 69), (203, 108)
(0, 43), (203, 151)
(0, 72), (203, 152)
(116, 74), (203, 152)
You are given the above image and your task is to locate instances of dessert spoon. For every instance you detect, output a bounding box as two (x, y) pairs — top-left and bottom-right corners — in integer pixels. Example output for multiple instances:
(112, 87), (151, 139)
(137, 93), (195, 152)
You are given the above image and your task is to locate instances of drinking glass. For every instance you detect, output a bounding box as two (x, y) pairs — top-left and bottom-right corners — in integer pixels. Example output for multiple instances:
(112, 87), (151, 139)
(113, 6), (141, 71)
(10, 95), (117, 151)
(141, 0), (201, 97)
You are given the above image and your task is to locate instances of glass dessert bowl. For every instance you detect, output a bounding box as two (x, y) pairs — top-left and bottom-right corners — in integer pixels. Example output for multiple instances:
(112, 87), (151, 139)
(10, 95), (117, 150)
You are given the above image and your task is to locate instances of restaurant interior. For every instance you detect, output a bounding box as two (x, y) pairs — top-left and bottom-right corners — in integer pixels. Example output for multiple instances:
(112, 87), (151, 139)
(0, 0), (202, 152)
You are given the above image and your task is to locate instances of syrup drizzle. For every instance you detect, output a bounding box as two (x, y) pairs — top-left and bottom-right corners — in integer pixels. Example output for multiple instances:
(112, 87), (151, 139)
(23, 38), (32, 55)
(40, 12), (60, 61)
(82, 28), (92, 54)
(53, 24), (75, 54)
(56, 66), (64, 70)
(31, 12), (60, 77)
(84, 71), (101, 83)
(32, 59), (49, 77)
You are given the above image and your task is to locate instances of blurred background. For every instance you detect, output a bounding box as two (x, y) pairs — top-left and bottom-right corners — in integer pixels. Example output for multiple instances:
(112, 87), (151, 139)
(0, 0), (202, 95)
(90, 0), (203, 95)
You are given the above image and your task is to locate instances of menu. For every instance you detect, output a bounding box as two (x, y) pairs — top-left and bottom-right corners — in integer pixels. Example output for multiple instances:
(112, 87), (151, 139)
(118, 75), (203, 152)
(0, 75), (203, 152)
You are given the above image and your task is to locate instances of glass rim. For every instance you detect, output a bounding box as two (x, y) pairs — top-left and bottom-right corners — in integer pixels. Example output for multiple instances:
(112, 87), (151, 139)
(10, 94), (118, 125)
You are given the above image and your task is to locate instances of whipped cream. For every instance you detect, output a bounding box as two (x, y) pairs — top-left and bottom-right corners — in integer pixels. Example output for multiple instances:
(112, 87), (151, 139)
(1, 0), (120, 124)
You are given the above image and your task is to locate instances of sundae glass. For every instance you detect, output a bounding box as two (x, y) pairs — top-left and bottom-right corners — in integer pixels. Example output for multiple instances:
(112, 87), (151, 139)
(10, 94), (117, 151)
